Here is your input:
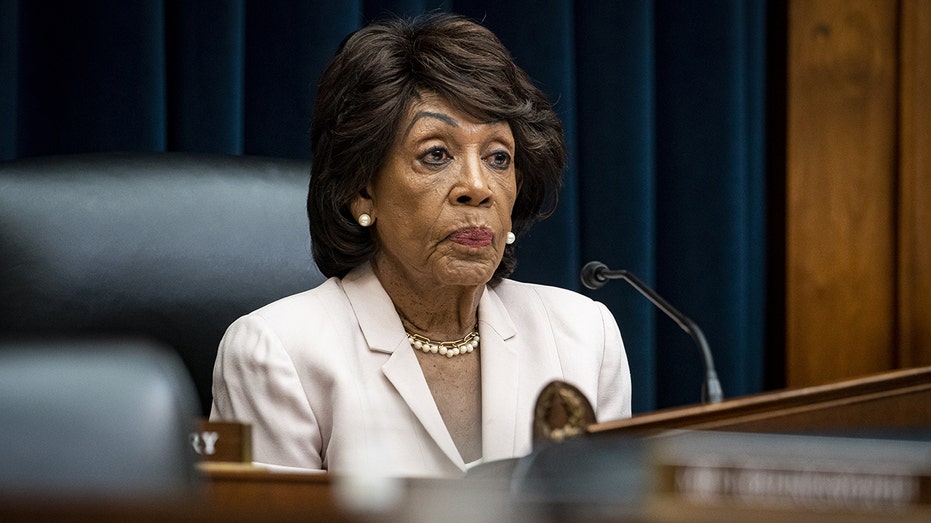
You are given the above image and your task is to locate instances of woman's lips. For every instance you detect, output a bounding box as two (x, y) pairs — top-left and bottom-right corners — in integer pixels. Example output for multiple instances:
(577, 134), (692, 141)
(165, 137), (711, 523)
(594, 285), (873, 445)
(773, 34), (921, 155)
(449, 226), (494, 247)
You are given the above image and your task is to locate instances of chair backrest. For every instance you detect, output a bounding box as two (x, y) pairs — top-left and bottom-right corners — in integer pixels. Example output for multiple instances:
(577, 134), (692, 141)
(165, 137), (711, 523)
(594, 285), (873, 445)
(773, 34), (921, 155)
(0, 339), (201, 499)
(0, 153), (327, 412)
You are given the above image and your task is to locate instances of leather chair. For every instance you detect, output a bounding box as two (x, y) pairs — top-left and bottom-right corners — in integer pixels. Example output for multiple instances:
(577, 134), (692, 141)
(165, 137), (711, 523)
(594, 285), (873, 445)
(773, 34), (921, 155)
(0, 153), (326, 413)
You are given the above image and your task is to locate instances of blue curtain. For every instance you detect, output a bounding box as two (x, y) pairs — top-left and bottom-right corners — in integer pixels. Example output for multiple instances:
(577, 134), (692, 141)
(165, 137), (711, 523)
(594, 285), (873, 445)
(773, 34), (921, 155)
(0, 0), (771, 413)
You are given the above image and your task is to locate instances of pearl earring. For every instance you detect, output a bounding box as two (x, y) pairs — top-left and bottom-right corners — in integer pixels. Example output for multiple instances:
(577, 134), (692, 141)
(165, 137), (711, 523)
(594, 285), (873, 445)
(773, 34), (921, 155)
(357, 213), (373, 227)
(506, 232), (516, 245)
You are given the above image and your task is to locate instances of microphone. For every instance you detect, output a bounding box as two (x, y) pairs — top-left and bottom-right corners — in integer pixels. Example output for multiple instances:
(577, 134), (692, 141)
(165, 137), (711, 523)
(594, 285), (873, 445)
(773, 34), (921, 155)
(581, 261), (724, 404)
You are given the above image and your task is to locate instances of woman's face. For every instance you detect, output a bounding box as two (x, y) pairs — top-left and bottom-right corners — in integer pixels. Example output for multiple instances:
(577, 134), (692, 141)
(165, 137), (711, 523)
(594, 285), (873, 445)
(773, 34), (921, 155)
(353, 93), (518, 290)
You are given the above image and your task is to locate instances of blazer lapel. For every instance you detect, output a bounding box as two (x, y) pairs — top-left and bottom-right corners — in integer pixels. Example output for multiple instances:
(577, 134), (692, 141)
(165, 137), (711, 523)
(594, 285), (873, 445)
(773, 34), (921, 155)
(341, 263), (465, 470)
(382, 348), (464, 470)
(477, 286), (522, 462)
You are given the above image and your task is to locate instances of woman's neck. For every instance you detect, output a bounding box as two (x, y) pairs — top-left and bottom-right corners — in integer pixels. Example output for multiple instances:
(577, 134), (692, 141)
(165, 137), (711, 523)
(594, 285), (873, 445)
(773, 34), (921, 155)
(370, 260), (484, 340)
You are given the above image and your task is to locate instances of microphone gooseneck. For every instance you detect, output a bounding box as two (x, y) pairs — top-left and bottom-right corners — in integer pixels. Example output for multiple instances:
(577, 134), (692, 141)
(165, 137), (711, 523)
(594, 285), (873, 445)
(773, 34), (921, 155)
(581, 261), (724, 404)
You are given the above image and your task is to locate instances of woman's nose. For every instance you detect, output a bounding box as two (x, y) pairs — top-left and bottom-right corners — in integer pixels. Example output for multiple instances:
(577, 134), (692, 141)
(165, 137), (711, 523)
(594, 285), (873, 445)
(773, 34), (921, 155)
(451, 156), (493, 206)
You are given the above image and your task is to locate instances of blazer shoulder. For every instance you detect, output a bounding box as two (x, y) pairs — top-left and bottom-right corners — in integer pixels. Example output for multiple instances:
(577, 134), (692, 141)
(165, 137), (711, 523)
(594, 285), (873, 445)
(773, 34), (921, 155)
(244, 276), (352, 331)
(493, 278), (600, 310)
(490, 279), (613, 331)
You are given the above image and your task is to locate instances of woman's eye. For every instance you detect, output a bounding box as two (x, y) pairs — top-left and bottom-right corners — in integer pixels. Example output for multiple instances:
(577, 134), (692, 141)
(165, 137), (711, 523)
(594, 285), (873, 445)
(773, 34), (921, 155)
(486, 151), (512, 170)
(421, 146), (451, 166)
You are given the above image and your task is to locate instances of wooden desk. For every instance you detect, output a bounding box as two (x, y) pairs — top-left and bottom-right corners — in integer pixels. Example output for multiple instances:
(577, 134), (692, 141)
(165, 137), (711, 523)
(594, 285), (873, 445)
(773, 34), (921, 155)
(198, 367), (931, 521)
(200, 465), (931, 522)
(5, 367), (930, 521)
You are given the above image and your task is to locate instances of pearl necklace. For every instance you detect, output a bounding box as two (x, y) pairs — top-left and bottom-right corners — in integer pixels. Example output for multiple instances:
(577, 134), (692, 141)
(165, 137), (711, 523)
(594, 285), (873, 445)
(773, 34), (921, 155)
(406, 327), (479, 358)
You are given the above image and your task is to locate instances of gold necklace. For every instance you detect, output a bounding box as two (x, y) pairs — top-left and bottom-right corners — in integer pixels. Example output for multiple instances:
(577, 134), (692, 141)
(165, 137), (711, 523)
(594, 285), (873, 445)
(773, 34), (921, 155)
(406, 326), (479, 358)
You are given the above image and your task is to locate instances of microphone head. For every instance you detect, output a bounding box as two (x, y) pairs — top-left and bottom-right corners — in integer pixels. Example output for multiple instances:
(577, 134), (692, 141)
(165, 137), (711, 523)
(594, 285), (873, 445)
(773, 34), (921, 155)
(580, 261), (608, 290)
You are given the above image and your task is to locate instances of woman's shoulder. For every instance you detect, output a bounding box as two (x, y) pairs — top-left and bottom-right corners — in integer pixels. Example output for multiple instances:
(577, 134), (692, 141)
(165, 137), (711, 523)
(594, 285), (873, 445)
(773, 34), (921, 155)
(241, 276), (352, 329)
(493, 278), (598, 306)
(488, 279), (620, 350)
(221, 275), (362, 356)
(491, 278), (609, 323)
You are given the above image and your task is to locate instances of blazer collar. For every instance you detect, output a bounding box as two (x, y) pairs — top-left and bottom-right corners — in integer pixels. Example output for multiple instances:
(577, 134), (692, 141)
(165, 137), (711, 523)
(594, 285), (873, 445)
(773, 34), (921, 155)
(341, 263), (522, 470)
(341, 262), (402, 354)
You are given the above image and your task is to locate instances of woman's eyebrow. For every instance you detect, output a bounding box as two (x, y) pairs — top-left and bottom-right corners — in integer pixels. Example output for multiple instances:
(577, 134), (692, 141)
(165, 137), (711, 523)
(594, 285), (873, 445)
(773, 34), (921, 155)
(403, 111), (459, 138)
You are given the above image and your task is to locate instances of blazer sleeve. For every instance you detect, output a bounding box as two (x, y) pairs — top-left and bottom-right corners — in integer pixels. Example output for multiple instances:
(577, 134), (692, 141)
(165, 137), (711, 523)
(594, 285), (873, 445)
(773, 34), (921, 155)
(209, 313), (324, 471)
(595, 301), (633, 421)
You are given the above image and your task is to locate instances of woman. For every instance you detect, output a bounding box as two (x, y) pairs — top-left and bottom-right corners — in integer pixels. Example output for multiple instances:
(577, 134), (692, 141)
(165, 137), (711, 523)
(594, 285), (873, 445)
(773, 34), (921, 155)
(210, 13), (631, 478)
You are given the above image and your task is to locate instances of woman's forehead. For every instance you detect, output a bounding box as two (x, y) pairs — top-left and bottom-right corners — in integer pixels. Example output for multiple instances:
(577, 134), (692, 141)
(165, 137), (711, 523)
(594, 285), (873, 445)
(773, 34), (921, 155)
(400, 93), (510, 138)
(408, 90), (505, 121)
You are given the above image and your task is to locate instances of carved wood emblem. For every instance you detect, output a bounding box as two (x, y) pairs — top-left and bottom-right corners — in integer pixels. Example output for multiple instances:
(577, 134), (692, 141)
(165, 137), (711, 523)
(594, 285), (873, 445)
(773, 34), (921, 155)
(532, 380), (596, 445)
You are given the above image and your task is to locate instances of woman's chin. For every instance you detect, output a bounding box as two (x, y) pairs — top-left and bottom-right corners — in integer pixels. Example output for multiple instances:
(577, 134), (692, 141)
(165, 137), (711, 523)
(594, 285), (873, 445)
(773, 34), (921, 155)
(435, 259), (499, 287)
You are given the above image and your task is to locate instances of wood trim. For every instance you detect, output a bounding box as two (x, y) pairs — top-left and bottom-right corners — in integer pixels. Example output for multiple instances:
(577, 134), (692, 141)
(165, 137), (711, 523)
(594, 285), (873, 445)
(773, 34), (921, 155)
(786, 0), (898, 386)
(898, 0), (931, 367)
(201, 465), (339, 515)
(589, 365), (931, 435)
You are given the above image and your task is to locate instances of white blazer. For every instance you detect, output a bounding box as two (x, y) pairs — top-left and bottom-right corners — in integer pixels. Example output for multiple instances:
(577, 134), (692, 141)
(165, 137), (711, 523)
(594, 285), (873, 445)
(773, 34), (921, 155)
(210, 262), (632, 478)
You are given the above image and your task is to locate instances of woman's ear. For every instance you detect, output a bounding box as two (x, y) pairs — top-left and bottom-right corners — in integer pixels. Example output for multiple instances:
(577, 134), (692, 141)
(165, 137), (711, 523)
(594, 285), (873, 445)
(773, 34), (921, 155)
(349, 187), (374, 223)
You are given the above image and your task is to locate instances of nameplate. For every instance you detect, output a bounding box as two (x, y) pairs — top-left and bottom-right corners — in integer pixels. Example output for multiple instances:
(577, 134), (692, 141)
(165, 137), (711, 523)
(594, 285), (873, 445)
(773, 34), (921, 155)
(191, 419), (252, 463)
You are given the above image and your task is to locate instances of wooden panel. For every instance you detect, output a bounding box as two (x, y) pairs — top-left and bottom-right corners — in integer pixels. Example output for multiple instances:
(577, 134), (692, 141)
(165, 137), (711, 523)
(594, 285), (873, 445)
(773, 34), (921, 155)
(202, 466), (348, 521)
(786, 0), (898, 387)
(589, 365), (931, 435)
(899, 0), (931, 367)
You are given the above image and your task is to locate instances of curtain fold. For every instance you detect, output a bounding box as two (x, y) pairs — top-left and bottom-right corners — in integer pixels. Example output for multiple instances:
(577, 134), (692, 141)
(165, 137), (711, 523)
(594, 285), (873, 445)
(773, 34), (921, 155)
(652, 0), (766, 408)
(0, 0), (770, 413)
(0, 0), (17, 160)
(15, 1), (167, 156)
(166, 1), (245, 154)
(575, 0), (659, 411)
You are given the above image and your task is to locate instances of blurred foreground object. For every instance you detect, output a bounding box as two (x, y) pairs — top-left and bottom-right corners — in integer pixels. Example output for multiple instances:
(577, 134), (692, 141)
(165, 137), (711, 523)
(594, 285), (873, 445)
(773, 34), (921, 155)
(0, 339), (201, 499)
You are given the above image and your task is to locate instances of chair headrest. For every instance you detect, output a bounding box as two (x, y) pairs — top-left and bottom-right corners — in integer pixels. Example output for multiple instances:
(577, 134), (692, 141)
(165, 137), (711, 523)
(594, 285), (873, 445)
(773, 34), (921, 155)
(0, 153), (326, 412)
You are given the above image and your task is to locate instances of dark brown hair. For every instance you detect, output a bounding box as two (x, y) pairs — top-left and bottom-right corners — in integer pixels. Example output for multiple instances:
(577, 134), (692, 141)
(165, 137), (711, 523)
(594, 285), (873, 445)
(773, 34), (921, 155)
(307, 12), (566, 284)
